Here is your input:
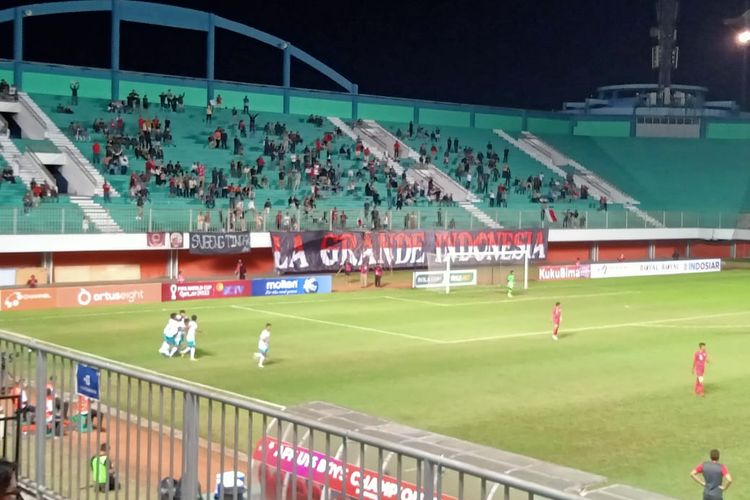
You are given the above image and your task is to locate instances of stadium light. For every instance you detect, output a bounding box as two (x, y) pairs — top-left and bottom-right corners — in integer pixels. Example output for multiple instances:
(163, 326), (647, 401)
(737, 29), (750, 45)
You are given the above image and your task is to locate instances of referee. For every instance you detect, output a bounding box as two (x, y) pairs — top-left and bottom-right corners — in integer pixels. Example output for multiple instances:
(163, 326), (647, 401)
(691, 449), (733, 500)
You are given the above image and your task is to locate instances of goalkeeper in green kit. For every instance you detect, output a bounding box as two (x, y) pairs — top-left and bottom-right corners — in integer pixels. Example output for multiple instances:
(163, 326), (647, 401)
(506, 270), (515, 298)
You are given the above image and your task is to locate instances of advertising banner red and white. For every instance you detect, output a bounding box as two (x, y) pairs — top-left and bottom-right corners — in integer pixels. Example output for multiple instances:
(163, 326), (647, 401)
(538, 264), (591, 281)
(161, 280), (250, 301)
(253, 437), (456, 500)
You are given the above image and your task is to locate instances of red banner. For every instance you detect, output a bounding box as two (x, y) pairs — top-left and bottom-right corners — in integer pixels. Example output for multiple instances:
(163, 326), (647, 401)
(1, 289), (58, 311)
(253, 437), (456, 500)
(271, 229), (548, 273)
(161, 280), (250, 301)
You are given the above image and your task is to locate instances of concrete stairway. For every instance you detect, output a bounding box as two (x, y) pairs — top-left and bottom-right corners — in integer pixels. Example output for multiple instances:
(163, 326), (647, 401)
(18, 92), (118, 197)
(69, 196), (122, 233)
(0, 134), (56, 188)
(493, 129), (662, 228)
(330, 117), (500, 229)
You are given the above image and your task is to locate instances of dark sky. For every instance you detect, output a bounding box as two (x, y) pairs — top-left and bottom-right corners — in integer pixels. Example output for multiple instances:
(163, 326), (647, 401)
(0, 0), (748, 109)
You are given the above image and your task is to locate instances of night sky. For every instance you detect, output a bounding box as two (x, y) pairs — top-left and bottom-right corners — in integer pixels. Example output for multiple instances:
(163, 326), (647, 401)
(0, 0), (748, 110)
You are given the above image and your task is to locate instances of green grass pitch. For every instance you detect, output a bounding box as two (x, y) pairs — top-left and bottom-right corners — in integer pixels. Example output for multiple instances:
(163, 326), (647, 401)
(1, 270), (749, 498)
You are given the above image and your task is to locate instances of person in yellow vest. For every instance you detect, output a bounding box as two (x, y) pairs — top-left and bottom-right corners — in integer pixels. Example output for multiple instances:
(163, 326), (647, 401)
(91, 443), (118, 492)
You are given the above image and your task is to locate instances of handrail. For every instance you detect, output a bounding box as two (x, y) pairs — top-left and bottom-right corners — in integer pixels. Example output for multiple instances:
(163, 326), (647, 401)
(58, 144), (100, 189)
(16, 93), (50, 129)
(0, 328), (587, 500)
(22, 147), (57, 188)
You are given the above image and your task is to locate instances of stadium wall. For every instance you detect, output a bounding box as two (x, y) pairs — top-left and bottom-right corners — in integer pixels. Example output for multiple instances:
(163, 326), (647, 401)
(0, 234), (743, 283)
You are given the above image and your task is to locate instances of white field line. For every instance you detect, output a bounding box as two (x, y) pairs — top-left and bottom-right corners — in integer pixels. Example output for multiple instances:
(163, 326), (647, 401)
(647, 323), (750, 330)
(0, 295), (380, 323)
(0, 327), (286, 410)
(442, 311), (750, 345)
(230, 305), (441, 344)
(384, 290), (640, 307)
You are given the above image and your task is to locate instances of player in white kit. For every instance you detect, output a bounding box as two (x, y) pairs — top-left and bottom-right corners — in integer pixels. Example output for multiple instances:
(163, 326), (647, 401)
(158, 313), (179, 356)
(253, 323), (272, 368)
(180, 315), (199, 361)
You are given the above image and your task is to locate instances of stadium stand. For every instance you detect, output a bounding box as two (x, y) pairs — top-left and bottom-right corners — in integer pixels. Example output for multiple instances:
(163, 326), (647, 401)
(381, 121), (625, 229)
(539, 134), (750, 216)
(30, 93), (478, 232)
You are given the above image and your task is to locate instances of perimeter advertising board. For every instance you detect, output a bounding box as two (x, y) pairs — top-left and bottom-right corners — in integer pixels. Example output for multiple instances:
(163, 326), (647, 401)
(253, 437), (456, 500)
(251, 276), (333, 297)
(161, 280), (250, 301)
(589, 259), (721, 279)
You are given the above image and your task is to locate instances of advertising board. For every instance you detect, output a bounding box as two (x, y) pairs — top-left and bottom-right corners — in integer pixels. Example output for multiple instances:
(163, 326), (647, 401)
(161, 280), (250, 301)
(412, 270), (478, 289)
(589, 259), (721, 279)
(250, 276), (333, 297)
(1, 289), (57, 311)
(57, 283), (162, 308)
(538, 264), (591, 281)
(253, 437), (456, 500)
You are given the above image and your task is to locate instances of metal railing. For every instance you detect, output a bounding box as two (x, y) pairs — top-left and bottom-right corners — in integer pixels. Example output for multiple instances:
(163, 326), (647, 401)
(0, 204), (745, 234)
(0, 330), (585, 500)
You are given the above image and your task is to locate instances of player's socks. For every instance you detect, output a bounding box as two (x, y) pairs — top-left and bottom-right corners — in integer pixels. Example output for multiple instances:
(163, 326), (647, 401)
(189, 348), (195, 360)
(168, 346), (178, 357)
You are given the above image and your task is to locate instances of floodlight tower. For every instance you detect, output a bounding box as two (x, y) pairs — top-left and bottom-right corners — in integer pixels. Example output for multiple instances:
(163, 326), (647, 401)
(651, 0), (680, 105)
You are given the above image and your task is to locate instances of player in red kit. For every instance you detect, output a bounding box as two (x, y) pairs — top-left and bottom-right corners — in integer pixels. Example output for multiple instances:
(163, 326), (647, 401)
(552, 302), (562, 341)
(692, 342), (708, 397)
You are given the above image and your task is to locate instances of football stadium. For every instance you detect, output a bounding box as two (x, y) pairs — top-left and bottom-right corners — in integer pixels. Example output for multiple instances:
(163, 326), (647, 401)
(0, 1), (748, 499)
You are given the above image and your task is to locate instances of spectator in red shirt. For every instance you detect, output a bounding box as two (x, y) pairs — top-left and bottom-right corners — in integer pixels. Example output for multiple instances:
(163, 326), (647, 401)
(374, 264), (384, 288)
(176, 270), (185, 283)
(92, 142), (101, 164)
(393, 141), (400, 159)
(26, 275), (38, 288)
(102, 182), (111, 203)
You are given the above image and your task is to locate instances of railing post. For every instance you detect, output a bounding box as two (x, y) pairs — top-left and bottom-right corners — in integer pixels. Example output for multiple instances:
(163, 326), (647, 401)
(34, 349), (47, 494)
(518, 210), (522, 229)
(662, 210), (666, 227)
(189, 209), (193, 232)
(422, 459), (435, 500)
(148, 208), (153, 232)
(61, 208), (65, 233)
(719, 212), (722, 228)
(181, 392), (199, 500)
(12, 208), (17, 235)
(680, 211), (684, 228)
(585, 211), (588, 229)
(625, 210), (628, 229)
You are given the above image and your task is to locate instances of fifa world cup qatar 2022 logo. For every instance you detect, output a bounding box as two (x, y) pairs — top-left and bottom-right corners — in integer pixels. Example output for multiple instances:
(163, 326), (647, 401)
(170, 284), (178, 301)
